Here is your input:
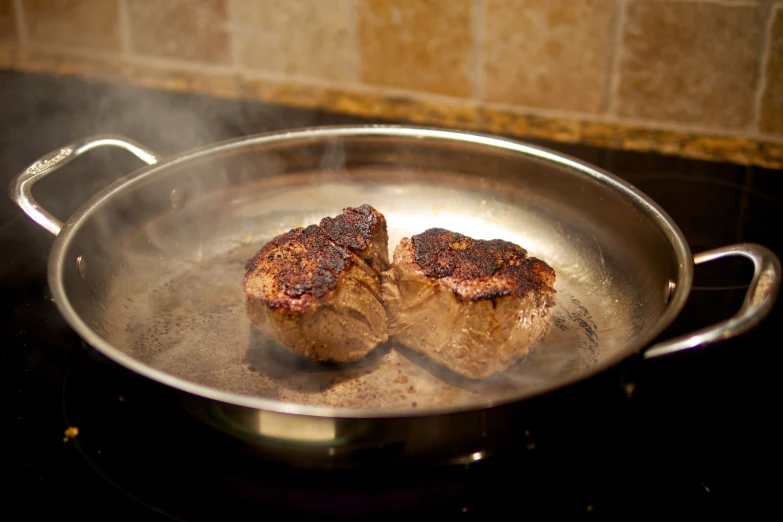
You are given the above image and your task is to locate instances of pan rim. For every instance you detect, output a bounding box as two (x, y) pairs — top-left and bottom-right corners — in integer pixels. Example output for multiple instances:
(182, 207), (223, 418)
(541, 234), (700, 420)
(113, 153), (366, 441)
(47, 124), (693, 418)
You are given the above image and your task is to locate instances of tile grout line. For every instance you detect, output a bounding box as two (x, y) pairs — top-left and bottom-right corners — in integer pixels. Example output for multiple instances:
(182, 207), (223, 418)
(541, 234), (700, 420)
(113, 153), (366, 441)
(602, 0), (622, 114)
(605, 0), (627, 116)
(24, 42), (237, 75)
(751, 1), (778, 132)
(664, 0), (764, 6)
(349, 0), (360, 84)
(226, 0), (241, 74)
(117, 0), (132, 56)
(225, 0), (250, 126)
(696, 0), (760, 6)
(12, 0), (27, 48)
(12, 41), (783, 145)
(471, 0), (485, 101)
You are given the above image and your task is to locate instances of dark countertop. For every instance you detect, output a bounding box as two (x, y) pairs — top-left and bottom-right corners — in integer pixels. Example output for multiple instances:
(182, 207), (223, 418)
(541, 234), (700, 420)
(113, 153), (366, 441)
(1, 70), (781, 520)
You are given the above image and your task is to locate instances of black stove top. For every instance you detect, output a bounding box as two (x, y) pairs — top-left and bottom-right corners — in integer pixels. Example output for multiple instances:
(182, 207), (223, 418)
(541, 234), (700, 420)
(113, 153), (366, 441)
(1, 71), (780, 520)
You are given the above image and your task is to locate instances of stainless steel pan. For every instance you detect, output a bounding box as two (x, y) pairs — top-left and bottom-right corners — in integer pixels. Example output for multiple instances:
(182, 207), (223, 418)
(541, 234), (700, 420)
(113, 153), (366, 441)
(10, 126), (780, 468)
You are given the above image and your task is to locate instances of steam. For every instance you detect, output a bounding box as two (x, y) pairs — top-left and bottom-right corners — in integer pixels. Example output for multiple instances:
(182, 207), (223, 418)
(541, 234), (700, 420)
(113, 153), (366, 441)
(96, 172), (635, 412)
(28, 73), (650, 411)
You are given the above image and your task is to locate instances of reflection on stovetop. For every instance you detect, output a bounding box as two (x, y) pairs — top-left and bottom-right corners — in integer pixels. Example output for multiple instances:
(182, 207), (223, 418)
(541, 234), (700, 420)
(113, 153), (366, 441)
(1, 71), (780, 519)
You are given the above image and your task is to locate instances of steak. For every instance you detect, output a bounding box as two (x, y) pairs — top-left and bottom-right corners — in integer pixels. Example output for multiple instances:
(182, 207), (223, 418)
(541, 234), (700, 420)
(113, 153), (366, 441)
(243, 206), (389, 362)
(319, 204), (391, 273)
(381, 228), (556, 379)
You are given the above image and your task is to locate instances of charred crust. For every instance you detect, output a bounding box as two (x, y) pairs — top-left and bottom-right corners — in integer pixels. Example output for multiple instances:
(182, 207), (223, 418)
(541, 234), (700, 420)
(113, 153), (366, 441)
(244, 205), (387, 310)
(244, 225), (351, 306)
(320, 204), (384, 253)
(411, 228), (556, 301)
(412, 228), (527, 279)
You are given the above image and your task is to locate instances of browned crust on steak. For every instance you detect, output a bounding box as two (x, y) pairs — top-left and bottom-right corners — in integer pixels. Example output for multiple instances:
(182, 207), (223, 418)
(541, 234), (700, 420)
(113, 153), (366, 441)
(319, 204), (390, 271)
(410, 228), (556, 301)
(244, 224), (351, 310)
(320, 204), (382, 253)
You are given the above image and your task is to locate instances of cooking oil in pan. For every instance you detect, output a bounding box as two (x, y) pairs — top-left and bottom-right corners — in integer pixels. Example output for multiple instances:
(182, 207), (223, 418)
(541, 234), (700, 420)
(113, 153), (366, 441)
(110, 240), (605, 412)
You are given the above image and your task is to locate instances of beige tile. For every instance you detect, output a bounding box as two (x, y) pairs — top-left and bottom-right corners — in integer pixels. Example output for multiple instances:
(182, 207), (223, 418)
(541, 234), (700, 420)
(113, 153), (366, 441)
(616, 0), (763, 129)
(483, 0), (613, 113)
(759, 5), (783, 135)
(23, 0), (120, 51)
(234, 0), (356, 82)
(1, 0), (15, 42)
(127, 0), (230, 64)
(357, 0), (473, 98)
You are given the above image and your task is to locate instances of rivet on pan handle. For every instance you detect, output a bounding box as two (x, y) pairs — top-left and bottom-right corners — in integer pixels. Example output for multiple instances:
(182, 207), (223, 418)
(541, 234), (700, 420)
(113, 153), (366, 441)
(644, 243), (781, 359)
(8, 134), (161, 236)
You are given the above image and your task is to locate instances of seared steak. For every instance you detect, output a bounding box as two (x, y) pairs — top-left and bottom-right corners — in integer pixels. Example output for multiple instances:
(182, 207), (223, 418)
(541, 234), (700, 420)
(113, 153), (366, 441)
(381, 228), (556, 379)
(243, 206), (389, 362)
(319, 204), (390, 273)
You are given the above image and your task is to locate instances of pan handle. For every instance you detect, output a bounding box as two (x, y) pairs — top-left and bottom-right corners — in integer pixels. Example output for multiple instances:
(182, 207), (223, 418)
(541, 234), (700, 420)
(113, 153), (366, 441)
(8, 134), (160, 236)
(644, 243), (780, 359)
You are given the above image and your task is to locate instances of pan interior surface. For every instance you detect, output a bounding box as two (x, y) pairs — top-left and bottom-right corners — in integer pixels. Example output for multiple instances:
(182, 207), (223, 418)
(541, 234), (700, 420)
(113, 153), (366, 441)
(54, 129), (687, 415)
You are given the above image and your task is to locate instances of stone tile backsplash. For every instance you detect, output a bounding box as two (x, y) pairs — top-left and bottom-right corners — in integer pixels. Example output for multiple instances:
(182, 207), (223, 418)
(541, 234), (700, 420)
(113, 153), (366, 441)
(616, 0), (762, 129)
(358, 0), (474, 97)
(2, 0), (782, 139)
(235, 0), (357, 82)
(126, 0), (231, 64)
(483, 0), (614, 113)
(24, 0), (121, 51)
(0, 0), (15, 43)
